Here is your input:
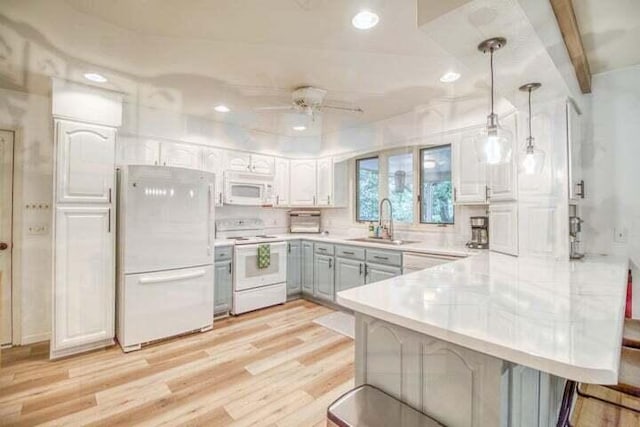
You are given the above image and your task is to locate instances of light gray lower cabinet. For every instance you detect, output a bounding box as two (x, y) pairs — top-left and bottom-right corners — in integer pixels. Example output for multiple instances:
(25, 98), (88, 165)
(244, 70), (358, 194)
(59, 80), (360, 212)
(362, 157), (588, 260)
(314, 254), (335, 301)
(301, 241), (314, 295)
(355, 314), (565, 427)
(286, 240), (302, 297)
(214, 260), (232, 316)
(365, 262), (402, 284)
(335, 257), (365, 292)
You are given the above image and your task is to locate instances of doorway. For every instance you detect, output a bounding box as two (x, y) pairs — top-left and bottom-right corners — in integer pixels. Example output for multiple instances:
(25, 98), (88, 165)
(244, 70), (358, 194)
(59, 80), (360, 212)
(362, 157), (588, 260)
(0, 130), (14, 346)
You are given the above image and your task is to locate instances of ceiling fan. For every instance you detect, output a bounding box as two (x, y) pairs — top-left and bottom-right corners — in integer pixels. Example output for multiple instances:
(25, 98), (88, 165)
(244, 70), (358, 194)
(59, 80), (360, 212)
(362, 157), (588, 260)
(253, 86), (364, 121)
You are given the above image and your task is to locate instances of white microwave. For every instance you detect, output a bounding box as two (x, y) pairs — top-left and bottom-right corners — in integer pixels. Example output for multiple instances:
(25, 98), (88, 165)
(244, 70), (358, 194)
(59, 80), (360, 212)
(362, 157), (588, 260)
(223, 170), (274, 206)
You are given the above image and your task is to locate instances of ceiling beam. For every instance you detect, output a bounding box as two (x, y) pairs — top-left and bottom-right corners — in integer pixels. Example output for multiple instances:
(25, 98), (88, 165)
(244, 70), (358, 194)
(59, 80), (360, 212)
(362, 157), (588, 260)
(550, 0), (592, 94)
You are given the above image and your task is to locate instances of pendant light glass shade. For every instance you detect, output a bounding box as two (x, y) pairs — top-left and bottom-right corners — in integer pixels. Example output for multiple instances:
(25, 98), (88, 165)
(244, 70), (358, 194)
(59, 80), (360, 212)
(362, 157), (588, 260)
(475, 37), (512, 165)
(518, 82), (545, 175)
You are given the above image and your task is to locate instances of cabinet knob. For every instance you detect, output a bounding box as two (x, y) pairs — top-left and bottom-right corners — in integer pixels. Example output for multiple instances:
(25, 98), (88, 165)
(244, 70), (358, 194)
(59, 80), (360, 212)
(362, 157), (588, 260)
(0, 242), (8, 250)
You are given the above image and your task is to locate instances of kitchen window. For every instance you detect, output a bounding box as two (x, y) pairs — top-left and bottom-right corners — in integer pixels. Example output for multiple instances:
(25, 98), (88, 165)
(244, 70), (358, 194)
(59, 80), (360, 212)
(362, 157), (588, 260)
(420, 145), (454, 224)
(356, 157), (380, 222)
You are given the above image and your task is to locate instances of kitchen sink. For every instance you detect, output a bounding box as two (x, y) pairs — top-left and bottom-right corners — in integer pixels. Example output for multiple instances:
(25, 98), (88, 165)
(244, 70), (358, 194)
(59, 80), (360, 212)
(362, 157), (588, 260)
(347, 237), (419, 246)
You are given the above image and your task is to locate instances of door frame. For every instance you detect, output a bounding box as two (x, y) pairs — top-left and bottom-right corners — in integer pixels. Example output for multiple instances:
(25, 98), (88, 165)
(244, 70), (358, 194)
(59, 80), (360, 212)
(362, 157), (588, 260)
(0, 128), (17, 347)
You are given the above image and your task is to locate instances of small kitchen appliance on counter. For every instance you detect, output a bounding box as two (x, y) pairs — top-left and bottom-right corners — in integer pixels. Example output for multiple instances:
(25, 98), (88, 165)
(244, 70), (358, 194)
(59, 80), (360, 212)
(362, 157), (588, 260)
(466, 216), (489, 249)
(289, 210), (321, 233)
(569, 205), (585, 259)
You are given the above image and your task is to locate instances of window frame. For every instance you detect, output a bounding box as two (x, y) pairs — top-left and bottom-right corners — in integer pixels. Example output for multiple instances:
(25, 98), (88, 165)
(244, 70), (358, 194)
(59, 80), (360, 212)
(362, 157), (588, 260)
(355, 155), (380, 223)
(419, 144), (454, 225)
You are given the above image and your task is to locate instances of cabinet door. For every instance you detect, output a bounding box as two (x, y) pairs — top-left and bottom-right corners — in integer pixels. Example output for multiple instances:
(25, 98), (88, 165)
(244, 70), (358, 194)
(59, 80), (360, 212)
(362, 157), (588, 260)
(117, 138), (160, 166)
(301, 241), (314, 294)
(160, 142), (201, 169)
(314, 254), (335, 301)
(202, 148), (225, 206)
(52, 206), (114, 356)
(287, 241), (302, 296)
(56, 120), (116, 204)
(250, 154), (275, 175)
(489, 203), (519, 256)
(567, 102), (583, 200)
(487, 114), (518, 202)
(274, 158), (290, 206)
(335, 257), (365, 293)
(365, 263), (401, 284)
(214, 260), (232, 315)
(316, 158), (334, 206)
(454, 134), (488, 204)
(290, 160), (317, 206)
(225, 151), (251, 172)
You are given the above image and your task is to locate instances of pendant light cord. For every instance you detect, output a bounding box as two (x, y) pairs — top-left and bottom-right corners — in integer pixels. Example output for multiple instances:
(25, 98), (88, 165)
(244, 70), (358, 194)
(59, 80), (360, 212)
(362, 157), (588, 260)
(527, 88), (533, 148)
(490, 49), (495, 115)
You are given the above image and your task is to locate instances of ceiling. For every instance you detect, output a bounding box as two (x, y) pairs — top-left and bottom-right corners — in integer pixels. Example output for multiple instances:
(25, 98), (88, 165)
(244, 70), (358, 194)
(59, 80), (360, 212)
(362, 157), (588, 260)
(573, 0), (640, 74)
(0, 0), (485, 137)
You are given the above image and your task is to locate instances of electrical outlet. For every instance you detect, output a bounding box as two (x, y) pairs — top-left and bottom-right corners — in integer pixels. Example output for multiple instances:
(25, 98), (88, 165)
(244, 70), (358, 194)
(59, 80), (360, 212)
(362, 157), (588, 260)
(614, 227), (628, 243)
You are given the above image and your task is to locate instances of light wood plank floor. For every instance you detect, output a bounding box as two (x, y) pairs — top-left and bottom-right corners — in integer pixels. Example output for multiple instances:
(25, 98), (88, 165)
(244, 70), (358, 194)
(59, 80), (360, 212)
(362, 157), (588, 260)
(0, 300), (354, 426)
(572, 384), (640, 427)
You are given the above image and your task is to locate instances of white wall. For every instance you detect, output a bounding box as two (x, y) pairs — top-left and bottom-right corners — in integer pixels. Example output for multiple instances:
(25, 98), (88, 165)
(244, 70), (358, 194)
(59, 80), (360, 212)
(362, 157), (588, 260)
(584, 65), (640, 316)
(0, 88), (53, 344)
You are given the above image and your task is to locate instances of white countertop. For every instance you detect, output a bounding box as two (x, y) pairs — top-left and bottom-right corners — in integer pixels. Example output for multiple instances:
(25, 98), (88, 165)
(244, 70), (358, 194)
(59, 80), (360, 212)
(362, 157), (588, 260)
(214, 233), (476, 257)
(337, 252), (629, 384)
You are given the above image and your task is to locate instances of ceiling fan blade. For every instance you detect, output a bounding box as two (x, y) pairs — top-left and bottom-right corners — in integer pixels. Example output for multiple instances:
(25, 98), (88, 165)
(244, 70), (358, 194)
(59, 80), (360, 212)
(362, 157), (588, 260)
(320, 105), (364, 113)
(253, 105), (293, 111)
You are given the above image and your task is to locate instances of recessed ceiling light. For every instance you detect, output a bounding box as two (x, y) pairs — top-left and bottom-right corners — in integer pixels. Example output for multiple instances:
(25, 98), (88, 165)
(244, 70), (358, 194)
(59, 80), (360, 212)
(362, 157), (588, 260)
(83, 72), (107, 83)
(352, 11), (379, 30)
(214, 105), (230, 113)
(440, 71), (461, 83)
(292, 125), (307, 131)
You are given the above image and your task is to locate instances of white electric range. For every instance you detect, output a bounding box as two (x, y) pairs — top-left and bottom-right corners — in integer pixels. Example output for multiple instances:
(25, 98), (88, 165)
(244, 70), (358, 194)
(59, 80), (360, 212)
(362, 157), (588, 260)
(216, 218), (287, 315)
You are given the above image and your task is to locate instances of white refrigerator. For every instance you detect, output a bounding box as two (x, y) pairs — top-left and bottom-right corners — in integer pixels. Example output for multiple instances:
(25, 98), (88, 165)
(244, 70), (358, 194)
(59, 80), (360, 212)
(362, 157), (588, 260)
(116, 165), (215, 352)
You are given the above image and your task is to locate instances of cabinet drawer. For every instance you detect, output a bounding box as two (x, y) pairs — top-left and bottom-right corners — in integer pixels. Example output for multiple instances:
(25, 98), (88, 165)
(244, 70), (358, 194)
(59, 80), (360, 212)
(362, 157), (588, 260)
(335, 245), (365, 260)
(366, 249), (402, 267)
(214, 245), (233, 261)
(314, 242), (335, 255)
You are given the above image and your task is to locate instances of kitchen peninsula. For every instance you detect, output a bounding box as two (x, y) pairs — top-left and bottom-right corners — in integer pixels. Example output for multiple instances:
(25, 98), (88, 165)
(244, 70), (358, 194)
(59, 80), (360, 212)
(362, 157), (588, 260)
(337, 252), (629, 426)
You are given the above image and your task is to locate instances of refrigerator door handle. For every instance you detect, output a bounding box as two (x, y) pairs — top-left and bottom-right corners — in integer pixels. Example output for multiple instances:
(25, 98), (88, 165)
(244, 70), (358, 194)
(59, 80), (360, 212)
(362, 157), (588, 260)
(207, 184), (213, 256)
(139, 269), (206, 284)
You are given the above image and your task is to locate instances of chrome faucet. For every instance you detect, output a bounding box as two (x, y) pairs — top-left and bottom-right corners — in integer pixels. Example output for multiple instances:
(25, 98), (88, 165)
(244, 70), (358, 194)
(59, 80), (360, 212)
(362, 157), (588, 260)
(379, 198), (394, 240)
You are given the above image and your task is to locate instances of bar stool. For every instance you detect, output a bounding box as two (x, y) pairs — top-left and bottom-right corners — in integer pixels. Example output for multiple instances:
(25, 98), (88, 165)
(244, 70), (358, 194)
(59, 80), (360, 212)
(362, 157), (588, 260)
(327, 384), (444, 427)
(577, 347), (640, 413)
(623, 318), (640, 349)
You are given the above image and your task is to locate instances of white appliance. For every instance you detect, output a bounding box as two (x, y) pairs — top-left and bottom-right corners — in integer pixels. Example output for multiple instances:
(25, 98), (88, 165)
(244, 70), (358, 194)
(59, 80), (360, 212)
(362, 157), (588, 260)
(216, 218), (287, 314)
(224, 170), (274, 206)
(402, 252), (463, 274)
(116, 165), (215, 352)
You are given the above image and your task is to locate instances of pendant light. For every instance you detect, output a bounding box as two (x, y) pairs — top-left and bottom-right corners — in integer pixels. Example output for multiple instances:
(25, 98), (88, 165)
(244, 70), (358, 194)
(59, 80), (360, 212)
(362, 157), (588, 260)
(519, 82), (544, 175)
(475, 37), (513, 165)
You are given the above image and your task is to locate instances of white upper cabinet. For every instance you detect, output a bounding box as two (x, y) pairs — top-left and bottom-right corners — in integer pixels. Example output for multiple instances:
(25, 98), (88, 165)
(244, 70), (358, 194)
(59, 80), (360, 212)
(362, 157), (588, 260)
(489, 203), (519, 256)
(202, 148), (225, 206)
(56, 120), (116, 204)
(250, 154), (275, 175)
(160, 142), (202, 169)
(290, 159), (317, 206)
(316, 158), (334, 206)
(117, 139), (160, 166)
(225, 151), (251, 172)
(454, 134), (488, 204)
(274, 157), (290, 206)
(487, 113), (518, 202)
(567, 101), (584, 200)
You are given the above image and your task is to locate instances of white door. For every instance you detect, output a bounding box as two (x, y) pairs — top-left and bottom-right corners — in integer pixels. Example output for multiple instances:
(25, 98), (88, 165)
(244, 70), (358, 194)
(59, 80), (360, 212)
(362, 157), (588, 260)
(250, 154), (275, 175)
(160, 142), (201, 169)
(316, 158), (333, 206)
(489, 203), (519, 256)
(0, 130), (14, 346)
(56, 121), (116, 204)
(117, 138), (160, 166)
(290, 160), (317, 206)
(487, 113), (518, 202)
(454, 134), (488, 204)
(274, 158), (290, 206)
(52, 206), (114, 354)
(224, 151), (251, 172)
(202, 148), (224, 206)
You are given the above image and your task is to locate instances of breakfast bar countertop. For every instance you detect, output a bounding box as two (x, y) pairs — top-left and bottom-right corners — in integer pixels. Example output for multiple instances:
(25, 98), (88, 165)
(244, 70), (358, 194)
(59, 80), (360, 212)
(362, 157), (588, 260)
(337, 252), (629, 384)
